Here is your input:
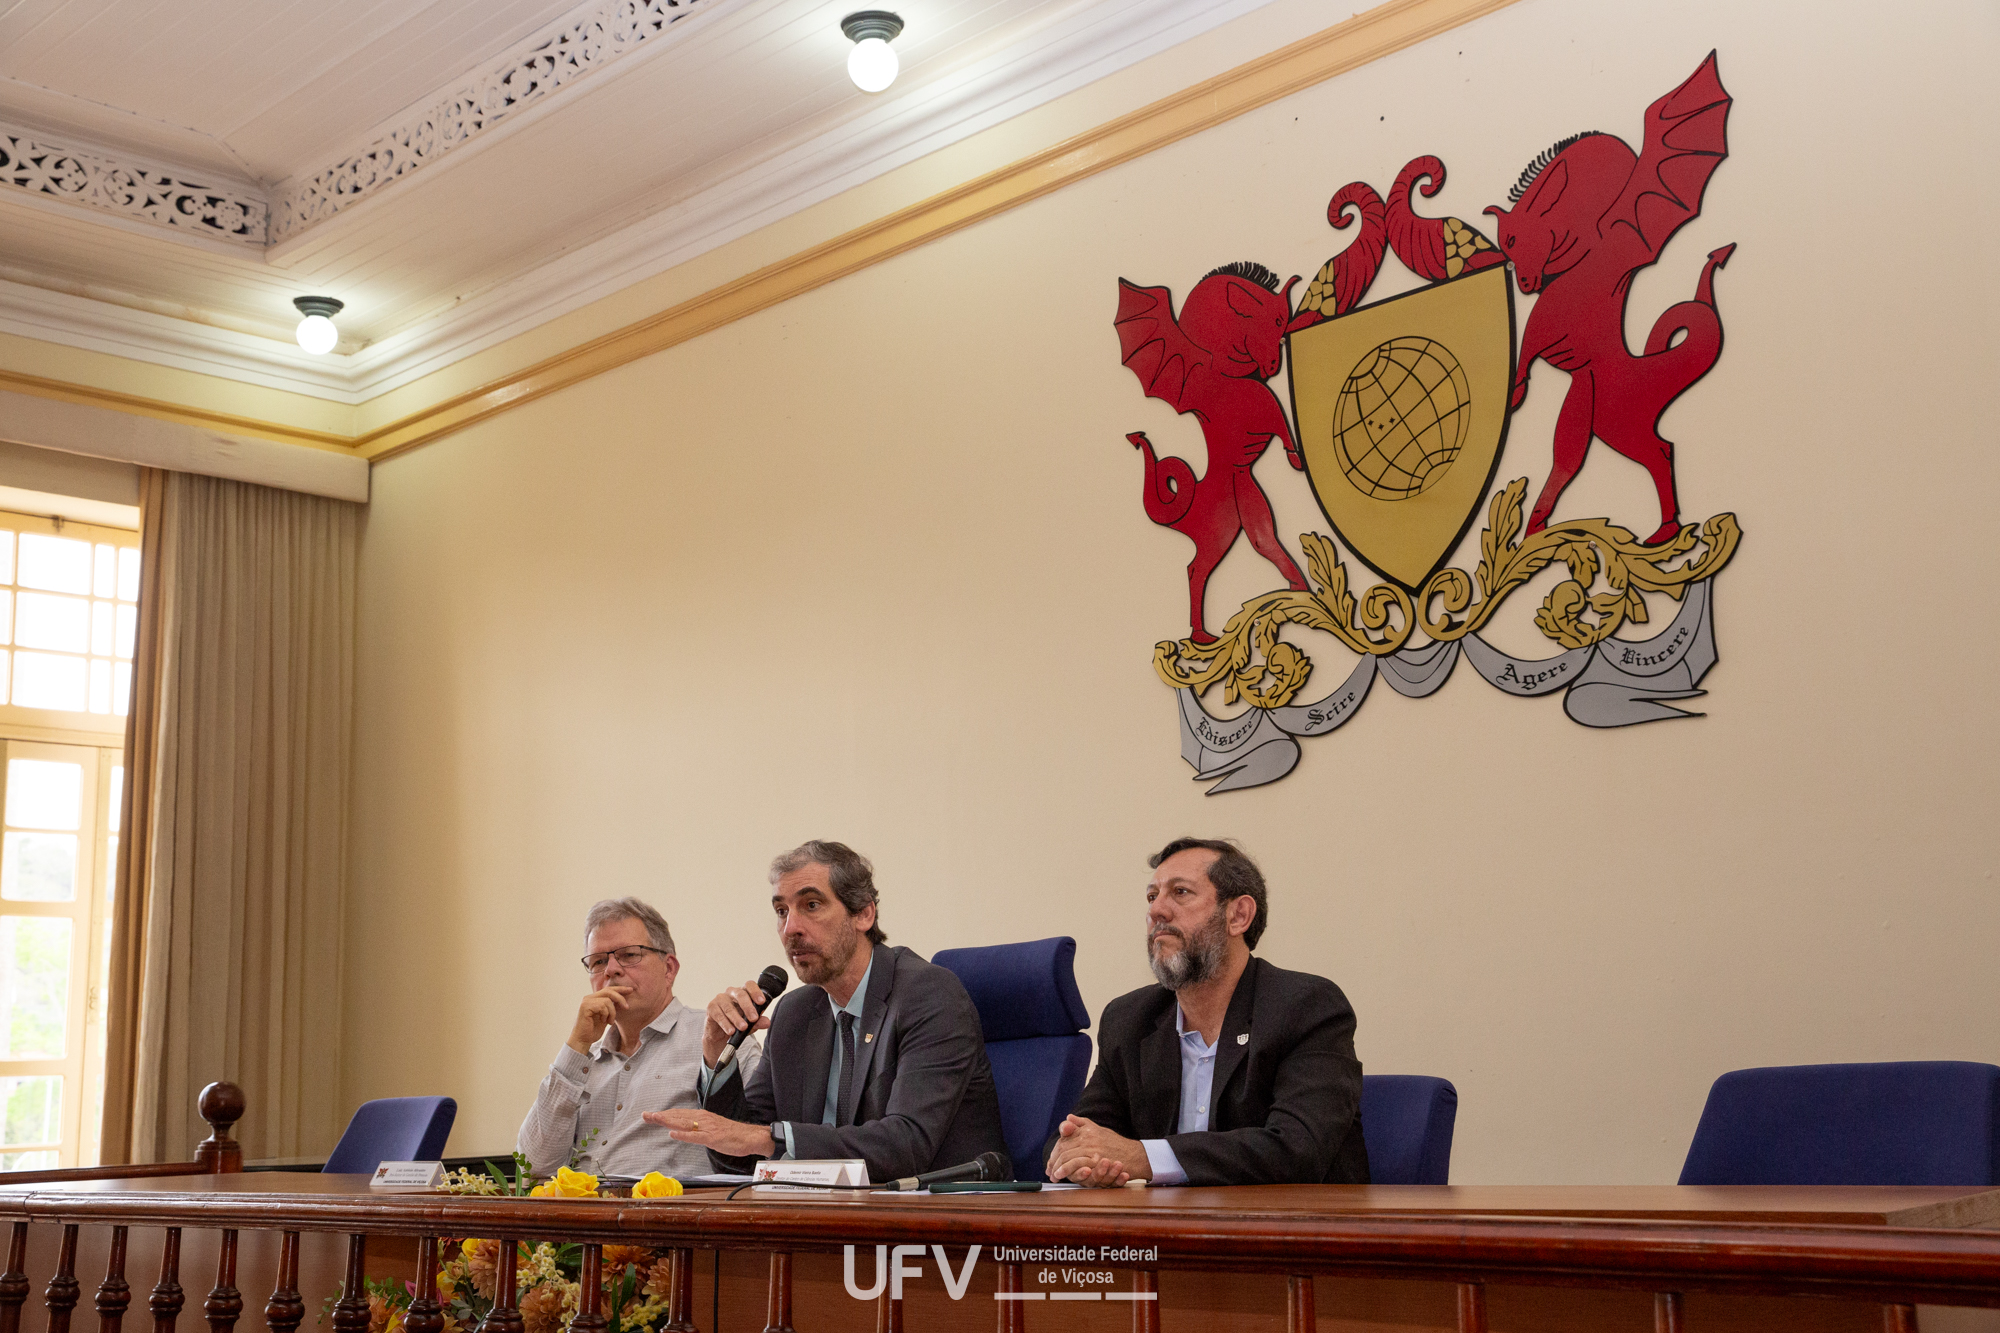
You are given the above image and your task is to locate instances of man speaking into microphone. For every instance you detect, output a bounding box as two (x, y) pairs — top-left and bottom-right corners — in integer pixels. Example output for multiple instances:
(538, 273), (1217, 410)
(649, 840), (1009, 1183)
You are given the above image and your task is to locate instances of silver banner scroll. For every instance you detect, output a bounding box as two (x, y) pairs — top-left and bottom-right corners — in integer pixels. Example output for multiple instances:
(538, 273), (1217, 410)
(1176, 579), (1720, 792)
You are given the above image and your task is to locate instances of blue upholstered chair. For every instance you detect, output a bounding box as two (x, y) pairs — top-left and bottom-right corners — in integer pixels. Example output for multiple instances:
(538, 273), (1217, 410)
(323, 1096), (457, 1174)
(931, 937), (1093, 1179)
(1678, 1062), (2000, 1186)
(1360, 1074), (1458, 1184)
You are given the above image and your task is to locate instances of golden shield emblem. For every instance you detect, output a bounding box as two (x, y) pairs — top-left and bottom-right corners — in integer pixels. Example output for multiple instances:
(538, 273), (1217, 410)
(1287, 264), (1516, 590)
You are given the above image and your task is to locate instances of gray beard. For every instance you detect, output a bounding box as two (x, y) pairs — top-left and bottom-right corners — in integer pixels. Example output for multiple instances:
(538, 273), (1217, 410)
(1148, 914), (1226, 991)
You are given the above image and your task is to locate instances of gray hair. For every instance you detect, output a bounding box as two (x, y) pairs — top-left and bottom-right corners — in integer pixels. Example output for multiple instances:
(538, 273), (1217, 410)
(769, 840), (887, 946)
(582, 897), (676, 954)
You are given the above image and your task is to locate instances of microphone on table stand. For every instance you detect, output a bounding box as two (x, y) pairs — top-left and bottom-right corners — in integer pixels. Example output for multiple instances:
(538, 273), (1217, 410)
(888, 1151), (1010, 1192)
(715, 966), (790, 1067)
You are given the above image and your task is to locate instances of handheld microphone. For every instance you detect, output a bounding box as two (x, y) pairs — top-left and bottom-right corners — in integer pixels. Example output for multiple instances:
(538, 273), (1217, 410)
(715, 966), (789, 1067)
(889, 1151), (1009, 1192)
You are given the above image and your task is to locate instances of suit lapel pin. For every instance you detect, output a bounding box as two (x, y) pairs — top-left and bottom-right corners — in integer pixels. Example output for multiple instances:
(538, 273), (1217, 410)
(864, 1033), (874, 1043)
(1236, 1033), (1249, 1045)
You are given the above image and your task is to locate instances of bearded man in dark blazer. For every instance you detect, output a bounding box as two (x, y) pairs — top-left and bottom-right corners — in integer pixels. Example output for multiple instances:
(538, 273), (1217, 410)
(1044, 837), (1369, 1186)
(653, 839), (1008, 1184)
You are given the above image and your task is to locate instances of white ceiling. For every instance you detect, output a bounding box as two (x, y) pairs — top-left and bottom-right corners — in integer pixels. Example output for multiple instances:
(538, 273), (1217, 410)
(0, 0), (1280, 403)
(0, 0), (586, 182)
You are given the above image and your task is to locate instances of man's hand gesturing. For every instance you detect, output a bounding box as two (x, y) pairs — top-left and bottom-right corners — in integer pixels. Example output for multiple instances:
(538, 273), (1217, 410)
(701, 979), (771, 1068)
(568, 984), (632, 1055)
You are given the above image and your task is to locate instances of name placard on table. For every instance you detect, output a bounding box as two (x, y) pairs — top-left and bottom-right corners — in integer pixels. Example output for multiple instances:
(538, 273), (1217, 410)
(753, 1159), (870, 1187)
(369, 1161), (446, 1192)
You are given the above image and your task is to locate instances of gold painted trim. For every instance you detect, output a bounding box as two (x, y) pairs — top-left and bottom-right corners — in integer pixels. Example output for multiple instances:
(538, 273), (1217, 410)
(0, 368), (354, 452)
(4, 0), (1518, 466)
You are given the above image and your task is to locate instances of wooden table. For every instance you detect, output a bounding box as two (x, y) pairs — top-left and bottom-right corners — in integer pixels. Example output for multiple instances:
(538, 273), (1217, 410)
(2, 1176), (1996, 1333)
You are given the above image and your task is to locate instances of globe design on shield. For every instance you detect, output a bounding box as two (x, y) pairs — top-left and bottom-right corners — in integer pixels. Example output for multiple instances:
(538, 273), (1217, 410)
(1331, 337), (1472, 500)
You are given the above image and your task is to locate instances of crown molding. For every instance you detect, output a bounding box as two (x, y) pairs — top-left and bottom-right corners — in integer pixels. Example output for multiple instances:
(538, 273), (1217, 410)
(4, 0), (1518, 471)
(329, 0), (1290, 398)
(0, 0), (1285, 403)
(0, 278), (368, 402)
(351, 0), (1523, 460)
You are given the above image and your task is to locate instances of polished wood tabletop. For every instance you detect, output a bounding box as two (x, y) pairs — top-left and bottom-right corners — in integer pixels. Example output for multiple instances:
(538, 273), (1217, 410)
(8, 1174), (1996, 1227)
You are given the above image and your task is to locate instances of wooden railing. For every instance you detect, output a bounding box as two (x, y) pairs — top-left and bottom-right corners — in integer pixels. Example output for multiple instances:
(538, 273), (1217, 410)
(0, 1188), (1998, 1332)
(4, 1087), (1999, 1333)
(0, 1082), (245, 1187)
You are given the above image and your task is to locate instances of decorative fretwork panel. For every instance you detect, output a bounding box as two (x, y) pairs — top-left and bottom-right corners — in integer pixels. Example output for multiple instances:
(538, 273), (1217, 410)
(269, 0), (716, 243)
(0, 127), (267, 245)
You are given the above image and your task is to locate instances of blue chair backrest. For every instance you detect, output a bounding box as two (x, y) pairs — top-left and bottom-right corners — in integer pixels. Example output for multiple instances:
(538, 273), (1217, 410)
(1361, 1075), (1457, 1184)
(931, 937), (1092, 1178)
(1679, 1062), (2000, 1186)
(323, 1096), (457, 1174)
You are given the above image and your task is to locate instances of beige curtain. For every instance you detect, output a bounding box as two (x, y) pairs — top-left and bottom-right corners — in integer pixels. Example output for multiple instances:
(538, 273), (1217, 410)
(101, 468), (358, 1163)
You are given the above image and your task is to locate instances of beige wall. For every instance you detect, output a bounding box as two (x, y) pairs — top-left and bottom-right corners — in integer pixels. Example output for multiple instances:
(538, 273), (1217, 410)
(342, 0), (2000, 1182)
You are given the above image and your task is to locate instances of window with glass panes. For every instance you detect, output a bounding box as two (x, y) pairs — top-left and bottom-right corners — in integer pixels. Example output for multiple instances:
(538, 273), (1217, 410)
(0, 511), (136, 1168)
(0, 519), (139, 716)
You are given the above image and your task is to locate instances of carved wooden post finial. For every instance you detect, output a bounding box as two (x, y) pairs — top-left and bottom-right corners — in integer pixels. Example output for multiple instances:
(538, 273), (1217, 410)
(193, 1083), (245, 1173)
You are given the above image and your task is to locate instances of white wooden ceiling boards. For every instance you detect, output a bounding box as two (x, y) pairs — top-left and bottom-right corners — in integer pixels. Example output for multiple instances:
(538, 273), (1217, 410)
(0, 0), (1281, 403)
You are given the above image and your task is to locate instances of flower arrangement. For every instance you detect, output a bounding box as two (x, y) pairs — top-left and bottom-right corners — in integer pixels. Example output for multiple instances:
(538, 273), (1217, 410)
(434, 1237), (677, 1333)
(337, 1156), (689, 1333)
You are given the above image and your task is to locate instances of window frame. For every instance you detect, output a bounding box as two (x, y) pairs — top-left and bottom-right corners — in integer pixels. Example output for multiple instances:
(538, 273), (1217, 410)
(0, 511), (140, 737)
(0, 508), (134, 1167)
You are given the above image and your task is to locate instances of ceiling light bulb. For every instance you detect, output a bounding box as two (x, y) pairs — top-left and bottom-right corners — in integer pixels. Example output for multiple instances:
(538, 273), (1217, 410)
(295, 315), (338, 355)
(841, 11), (903, 92)
(292, 296), (344, 356)
(847, 37), (898, 92)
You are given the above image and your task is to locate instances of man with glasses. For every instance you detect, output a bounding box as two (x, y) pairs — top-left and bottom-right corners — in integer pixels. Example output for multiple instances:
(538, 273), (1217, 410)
(517, 897), (755, 1178)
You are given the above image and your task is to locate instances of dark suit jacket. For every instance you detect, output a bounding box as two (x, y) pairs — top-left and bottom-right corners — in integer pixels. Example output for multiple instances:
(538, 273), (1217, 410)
(700, 944), (1009, 1183)
(1050, 956), (1369, 1185)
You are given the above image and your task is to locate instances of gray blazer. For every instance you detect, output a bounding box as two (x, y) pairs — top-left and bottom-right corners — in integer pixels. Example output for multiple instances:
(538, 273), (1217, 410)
(700, 943), (1010, 1182)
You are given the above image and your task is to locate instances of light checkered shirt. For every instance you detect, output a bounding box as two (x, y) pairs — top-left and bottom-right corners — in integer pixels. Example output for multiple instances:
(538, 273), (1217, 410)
(516, 997), (762, 1179)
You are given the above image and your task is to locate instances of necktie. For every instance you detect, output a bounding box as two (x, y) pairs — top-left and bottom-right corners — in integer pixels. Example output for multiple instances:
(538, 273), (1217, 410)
(835, 1012), (858, 1127)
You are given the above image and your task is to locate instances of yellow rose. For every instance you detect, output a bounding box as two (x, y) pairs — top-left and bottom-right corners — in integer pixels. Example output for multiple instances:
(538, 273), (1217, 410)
(631, 1173), (682, 1199)
(552, 1166), (600, 1197)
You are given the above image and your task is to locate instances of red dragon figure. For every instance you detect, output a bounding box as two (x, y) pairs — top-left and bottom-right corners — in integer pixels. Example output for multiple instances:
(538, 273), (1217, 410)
(1483, 51), (1735, 544)
(1117, 262), (1310, 644)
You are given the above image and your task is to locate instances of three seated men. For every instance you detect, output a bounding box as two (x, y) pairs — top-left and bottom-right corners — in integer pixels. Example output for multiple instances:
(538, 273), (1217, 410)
(518, 837), (1366, 1185)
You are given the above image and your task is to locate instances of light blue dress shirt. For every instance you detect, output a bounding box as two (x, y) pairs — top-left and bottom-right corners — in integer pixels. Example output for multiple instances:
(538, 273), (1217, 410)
(703, 953), (874, 1160)
(1140, 1006), (1216, 1186)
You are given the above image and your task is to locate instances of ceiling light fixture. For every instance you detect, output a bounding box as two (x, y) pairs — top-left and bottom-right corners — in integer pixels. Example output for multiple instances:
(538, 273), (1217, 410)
(292, 296), (344, 355)
(841, 11), (903, 93)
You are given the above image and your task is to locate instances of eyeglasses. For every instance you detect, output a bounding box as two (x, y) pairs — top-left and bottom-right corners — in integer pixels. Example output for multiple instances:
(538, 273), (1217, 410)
(581, 945), (672, 975)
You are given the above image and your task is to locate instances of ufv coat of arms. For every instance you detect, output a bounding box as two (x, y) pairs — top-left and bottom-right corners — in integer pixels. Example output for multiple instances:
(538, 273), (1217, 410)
(1118, 52), (1742, 792)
